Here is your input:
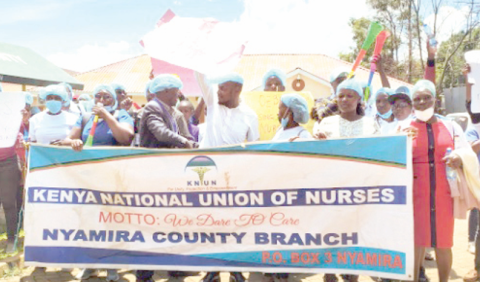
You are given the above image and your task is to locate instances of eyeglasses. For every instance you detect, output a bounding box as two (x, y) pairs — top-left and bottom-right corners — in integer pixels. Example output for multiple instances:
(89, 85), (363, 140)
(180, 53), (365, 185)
(95, 94), (113, 100)
(393, 102), (411, 109)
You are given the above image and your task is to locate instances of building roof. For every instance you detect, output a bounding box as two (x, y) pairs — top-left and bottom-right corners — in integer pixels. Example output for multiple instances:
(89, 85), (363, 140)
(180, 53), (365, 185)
(74, 54), (151, 94)
(235, 54), (412, 92)
(0, 42), (84, 90)
(73, 53), (412, 94)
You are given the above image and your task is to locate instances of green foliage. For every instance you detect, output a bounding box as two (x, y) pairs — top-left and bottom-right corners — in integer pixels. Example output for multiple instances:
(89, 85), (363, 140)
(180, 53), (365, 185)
(437, 28), (480, 88)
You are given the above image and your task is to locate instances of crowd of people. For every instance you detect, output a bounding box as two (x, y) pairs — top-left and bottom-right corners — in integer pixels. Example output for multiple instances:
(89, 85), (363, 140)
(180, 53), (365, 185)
(1, 42), (480, 282)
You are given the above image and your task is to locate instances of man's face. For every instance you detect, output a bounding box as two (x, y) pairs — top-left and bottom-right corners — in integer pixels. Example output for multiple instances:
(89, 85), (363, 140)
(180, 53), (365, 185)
(264, 76), (285, 92)
(158, 88), (180, 107)
(217, 82), (241, 106)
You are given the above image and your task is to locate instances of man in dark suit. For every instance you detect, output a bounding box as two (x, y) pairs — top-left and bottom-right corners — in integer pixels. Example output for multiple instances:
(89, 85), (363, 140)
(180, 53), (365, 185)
(136, 74), (197, 282)
(139, 74), (196, 149)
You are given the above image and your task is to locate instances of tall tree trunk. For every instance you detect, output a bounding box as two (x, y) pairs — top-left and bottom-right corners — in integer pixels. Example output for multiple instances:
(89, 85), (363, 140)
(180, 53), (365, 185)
(408, 2), (413, 83)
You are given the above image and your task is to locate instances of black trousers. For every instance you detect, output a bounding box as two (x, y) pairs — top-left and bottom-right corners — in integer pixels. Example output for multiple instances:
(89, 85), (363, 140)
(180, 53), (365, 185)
(0, 156), (21, 242)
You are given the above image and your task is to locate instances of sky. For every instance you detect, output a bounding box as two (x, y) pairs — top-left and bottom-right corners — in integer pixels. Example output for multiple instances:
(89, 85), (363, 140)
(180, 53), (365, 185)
(1, 0), (473, 73)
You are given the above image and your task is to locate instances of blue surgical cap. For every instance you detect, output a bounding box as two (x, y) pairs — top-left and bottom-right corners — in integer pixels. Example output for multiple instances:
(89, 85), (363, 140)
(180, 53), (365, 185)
(39, 84), (68, 102)
(78, 93), (92, 101)
(389, 86), (412, 104)
(336, 79), (364, 99)
(149, 74), (183, 94)
(375, 87), (394, 99)
(58, 82), (73, 106)
(25, 92), (33, 105)
(145, 80), (152, 98)
(281, 93), (309, 124)
(59, 82), (73, 93)
(412, 79), (436, 97)
(211, 73), (244, 85)
(93, 84), (118, 110)
(395, 86), (411, 97)
(111, 83), (126, 92)
(330, 67), (350, 83)
(262, 69), (286, 89)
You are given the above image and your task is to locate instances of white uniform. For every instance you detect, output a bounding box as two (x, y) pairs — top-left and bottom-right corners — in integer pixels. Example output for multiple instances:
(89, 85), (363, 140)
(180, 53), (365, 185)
(197, 74), (259, 148)
(29, 111), (78, 144)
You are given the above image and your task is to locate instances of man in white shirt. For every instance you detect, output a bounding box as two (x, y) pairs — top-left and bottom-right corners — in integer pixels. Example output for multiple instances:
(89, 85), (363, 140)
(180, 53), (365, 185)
(196, 72), (259, 282)
(196, 72), (259, 149)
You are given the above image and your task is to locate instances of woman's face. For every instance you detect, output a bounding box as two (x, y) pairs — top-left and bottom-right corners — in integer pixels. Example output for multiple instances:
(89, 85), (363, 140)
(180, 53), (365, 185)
(376, 93), (391, 115)
(392, 98), (412, 121)
(94, 90), (115, 107)
(277, 102), (290, 123)
(337, 89), (361, 114)
(412, 89), (434, 111)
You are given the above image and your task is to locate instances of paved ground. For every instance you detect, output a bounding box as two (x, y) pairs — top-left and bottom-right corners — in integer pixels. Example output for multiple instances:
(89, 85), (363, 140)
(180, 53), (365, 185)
(0, 219), (475, 282)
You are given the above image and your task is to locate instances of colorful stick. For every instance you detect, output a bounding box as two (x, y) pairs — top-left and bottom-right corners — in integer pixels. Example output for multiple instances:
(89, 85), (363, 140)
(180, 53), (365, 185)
(364, 31), (391, 102)
(347, 21), (383, 79)
(84, 103), (102, 147)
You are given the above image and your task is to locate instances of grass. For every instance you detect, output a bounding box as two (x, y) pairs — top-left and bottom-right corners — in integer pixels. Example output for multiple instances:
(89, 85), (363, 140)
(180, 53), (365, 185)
(0, 230), (25, 261)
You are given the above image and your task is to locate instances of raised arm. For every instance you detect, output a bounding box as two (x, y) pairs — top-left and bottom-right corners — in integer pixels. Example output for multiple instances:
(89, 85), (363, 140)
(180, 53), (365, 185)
(372, 54), (390, 88)
(195, 71), (215, 107)
(424, 41), (436, 83)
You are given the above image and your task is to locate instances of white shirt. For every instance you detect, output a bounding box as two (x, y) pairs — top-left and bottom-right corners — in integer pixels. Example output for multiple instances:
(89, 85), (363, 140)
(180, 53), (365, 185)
(313, 115), (379, 138)
(272, 126), (312, 141)
(29, 111), (78, 145)
(198, 123), (207, 143)
(197, 74), (260, 148)
(65, 102), (81, 117)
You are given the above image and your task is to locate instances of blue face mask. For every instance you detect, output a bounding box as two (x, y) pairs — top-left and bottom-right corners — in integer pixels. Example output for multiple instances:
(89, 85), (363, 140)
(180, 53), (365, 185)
(378, 109), (393, 119)
(280, 110), (290, 128)
(46, 100), (63, 114)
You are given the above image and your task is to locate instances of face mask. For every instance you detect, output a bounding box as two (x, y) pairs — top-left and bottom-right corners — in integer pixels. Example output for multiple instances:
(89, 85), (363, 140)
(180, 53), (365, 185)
(46, 100), (63, 114)
(280, 110), (290, 128)
(105, 106), (114, 112)
(378, 109), (393, 119)
(414, 107), (434, 122)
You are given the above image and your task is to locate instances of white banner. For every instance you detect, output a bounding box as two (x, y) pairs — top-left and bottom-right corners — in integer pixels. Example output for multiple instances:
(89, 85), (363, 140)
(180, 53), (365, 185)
(142, 9), (247, 76)
(25, 136), (413, 280)
(0, 92), (25, 148)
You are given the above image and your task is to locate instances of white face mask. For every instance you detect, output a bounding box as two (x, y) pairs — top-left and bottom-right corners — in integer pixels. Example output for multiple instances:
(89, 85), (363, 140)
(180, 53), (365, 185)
(414, 107), (434, 122)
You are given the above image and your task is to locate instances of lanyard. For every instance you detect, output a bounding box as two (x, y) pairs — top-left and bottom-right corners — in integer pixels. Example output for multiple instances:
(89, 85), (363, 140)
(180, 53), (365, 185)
(154, 98), (178, 133)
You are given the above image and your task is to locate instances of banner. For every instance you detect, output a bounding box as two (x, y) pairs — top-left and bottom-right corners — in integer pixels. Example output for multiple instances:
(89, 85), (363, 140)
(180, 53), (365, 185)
(25, 136), (413, 280)
(0, 92), (25, 148)
(465, 50), (480, 113)
(141, 9), (247, 76)
(242, 91), (315, 141)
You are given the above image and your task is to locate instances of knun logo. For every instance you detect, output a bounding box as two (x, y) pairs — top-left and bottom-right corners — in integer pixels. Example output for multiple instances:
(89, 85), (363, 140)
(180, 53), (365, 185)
(185, 156), (217, 186)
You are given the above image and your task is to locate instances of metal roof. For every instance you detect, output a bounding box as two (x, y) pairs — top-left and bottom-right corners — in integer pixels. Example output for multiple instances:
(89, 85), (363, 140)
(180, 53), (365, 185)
(0, 42), (84, 90)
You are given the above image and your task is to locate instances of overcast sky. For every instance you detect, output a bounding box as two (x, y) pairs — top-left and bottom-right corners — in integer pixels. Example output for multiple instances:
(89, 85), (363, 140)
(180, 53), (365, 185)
(1, 0), (472, 72)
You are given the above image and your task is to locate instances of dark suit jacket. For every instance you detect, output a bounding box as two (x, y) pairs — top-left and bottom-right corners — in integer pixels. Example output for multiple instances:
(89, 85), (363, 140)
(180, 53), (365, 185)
(139, 100), (192, 148)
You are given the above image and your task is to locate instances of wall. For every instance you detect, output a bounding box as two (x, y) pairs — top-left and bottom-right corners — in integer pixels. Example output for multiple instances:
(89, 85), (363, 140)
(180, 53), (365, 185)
(443, 86), (467, 114)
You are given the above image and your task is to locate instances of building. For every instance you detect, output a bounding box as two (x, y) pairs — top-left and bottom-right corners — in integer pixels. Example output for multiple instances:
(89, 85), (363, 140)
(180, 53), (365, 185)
(72, 53), (412, 105)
